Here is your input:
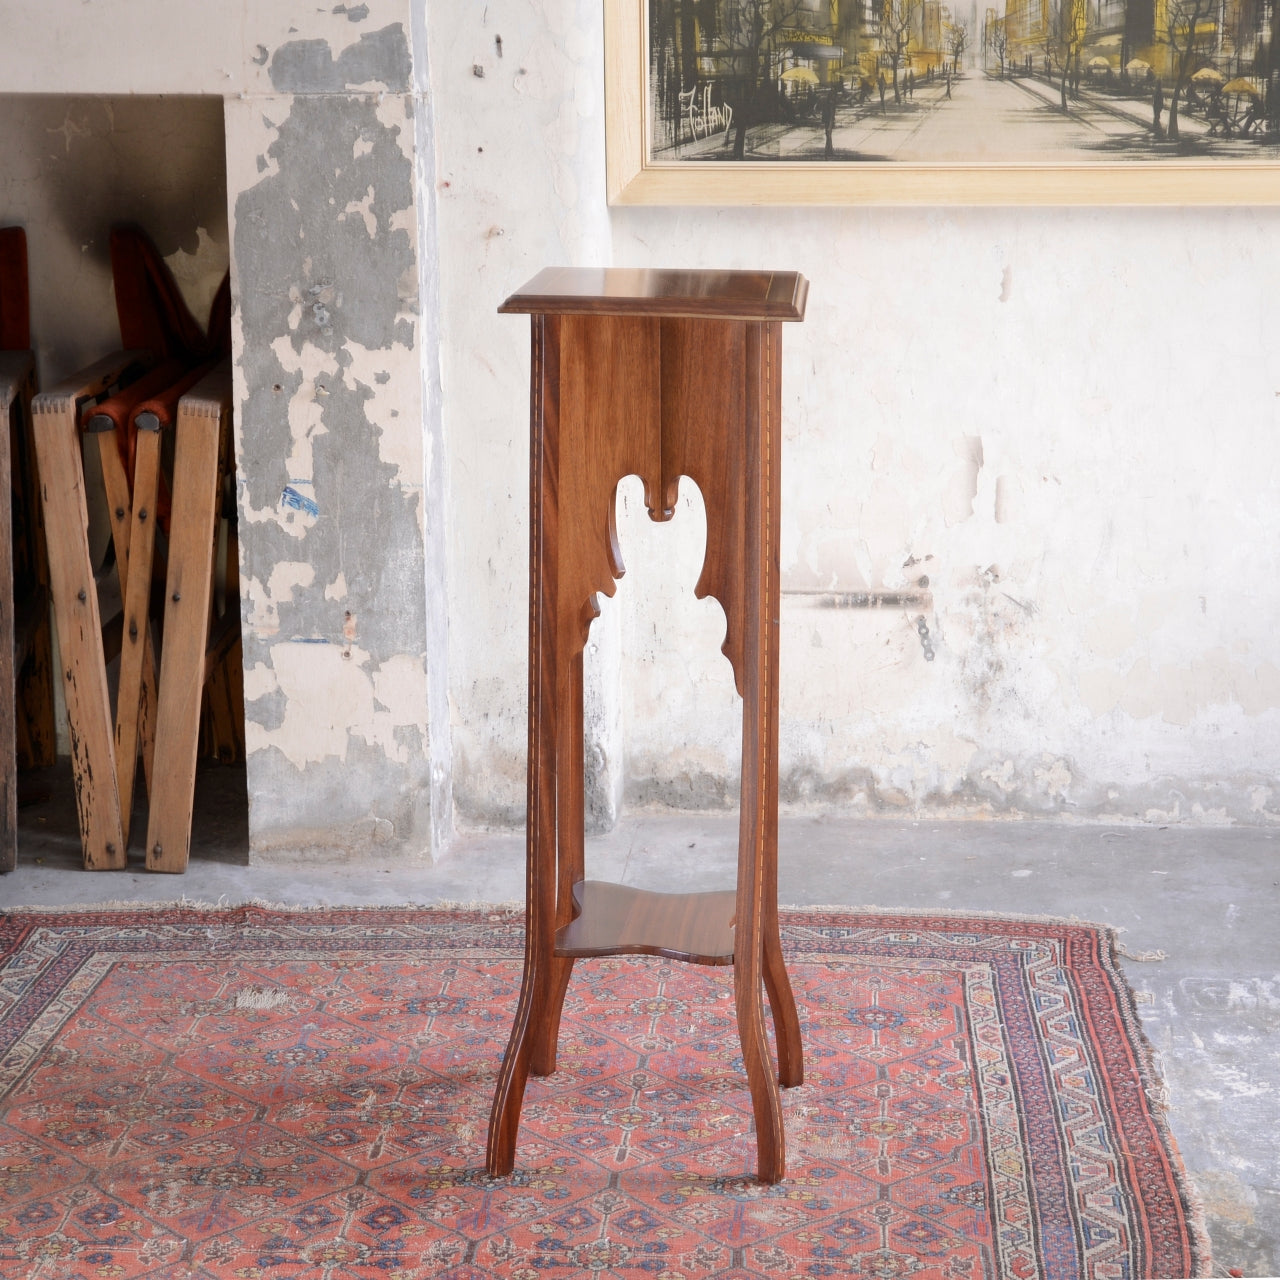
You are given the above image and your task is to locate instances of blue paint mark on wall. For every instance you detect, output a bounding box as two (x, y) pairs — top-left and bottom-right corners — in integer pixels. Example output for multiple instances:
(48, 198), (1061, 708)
(282, 485), (319, 517)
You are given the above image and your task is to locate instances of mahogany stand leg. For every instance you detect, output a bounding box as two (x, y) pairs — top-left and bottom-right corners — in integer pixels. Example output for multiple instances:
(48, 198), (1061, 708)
(757, 323), (803, 1092)
(732, 322), (787, 1184)
(488, 316), (559, 1177)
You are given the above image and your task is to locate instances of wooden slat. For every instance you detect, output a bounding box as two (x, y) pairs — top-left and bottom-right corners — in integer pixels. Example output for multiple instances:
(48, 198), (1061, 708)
(32, 368), (140, 870)
(145, 363), (230, 873)
(94, 430), (133, 583)
(113, 427), (161, 843)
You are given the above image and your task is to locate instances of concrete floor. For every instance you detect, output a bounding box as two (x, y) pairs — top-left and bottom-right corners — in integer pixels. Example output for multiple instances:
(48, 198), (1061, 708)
(3, 763), (1277, 1277)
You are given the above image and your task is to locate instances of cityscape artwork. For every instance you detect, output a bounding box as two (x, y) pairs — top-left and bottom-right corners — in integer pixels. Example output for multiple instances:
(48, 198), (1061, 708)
(646, 0), (1280, 164)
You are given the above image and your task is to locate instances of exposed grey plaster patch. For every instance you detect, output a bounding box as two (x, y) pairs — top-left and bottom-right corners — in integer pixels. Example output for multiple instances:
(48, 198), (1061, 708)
(268, 24), (411, 93)
(334, 4), (370, 20)
(233, 94), (423, 662)
(253, 44), (269, 66)
(244, 686), (288, 734)
(247, 741), (433, 858)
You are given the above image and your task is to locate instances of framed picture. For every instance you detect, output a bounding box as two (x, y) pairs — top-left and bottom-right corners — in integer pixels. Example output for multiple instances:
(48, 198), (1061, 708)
(605, 0), (1280, 203)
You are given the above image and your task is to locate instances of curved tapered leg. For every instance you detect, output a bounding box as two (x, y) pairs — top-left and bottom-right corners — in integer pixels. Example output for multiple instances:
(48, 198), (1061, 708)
(487, 315), (560, 1177)
(735, 931), (786, 1183)
(486, 620), (558, 1171)
(764, 922), (804, 1088)
(486, 922), (551, 1175)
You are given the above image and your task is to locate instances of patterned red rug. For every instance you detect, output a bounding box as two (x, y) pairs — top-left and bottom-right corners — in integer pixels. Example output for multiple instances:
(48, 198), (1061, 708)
(0, 905), (1209, 1279)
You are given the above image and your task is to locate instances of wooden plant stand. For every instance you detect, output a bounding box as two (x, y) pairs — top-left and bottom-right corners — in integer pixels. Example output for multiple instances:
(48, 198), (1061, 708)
(486, 267), (808, 1184)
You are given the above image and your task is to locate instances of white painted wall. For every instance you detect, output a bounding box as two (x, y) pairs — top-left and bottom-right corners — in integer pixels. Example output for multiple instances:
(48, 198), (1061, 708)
(428, 3), (1280, 828)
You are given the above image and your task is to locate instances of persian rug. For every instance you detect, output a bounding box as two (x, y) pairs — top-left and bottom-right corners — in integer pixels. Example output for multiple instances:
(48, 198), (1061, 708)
(0, 904), (1209, 1279)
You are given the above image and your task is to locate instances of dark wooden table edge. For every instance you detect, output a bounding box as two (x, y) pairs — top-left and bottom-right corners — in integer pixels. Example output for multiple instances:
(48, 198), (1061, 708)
(499, 272), (808, 322)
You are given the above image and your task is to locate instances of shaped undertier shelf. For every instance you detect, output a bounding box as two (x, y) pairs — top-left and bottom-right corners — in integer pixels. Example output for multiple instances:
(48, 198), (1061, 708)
(555, 880), (736, 966)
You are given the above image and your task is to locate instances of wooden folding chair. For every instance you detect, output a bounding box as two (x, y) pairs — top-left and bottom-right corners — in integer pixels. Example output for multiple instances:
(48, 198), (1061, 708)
(83, 358), (200, 840)
(28, 225), (237, 872)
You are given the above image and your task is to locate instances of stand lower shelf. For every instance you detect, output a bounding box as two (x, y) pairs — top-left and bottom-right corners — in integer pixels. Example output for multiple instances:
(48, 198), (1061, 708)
(555, 881), (736, 965)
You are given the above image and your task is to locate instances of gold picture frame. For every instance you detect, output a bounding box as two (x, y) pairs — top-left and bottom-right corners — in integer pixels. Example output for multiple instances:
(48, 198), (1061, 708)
(605, 0), (1280, 205)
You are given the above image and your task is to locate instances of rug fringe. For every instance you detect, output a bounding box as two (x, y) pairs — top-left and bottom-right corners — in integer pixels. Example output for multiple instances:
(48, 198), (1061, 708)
(1115, 942), (1168, 962)
(782, 901), (1121, 932)
(2, 897), (525, 916)
(5, 899), (1145, 947)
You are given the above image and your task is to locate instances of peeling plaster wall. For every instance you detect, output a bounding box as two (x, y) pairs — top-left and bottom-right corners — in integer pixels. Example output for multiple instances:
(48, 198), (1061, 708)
(225, 9), (449, 859)
(427, 4), (1280, 829)
(1, 2), (451, 860)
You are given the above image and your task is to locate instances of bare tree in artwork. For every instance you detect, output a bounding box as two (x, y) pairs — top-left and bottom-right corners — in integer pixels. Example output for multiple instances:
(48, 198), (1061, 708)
(1160, 0), (1217, 139)
(882, 0), (917, 103)
(947, 17), (970, 73)
(1045, 0), (1088, 110)
(987, 19), (1009, 77)
(712, 0), (809, 159)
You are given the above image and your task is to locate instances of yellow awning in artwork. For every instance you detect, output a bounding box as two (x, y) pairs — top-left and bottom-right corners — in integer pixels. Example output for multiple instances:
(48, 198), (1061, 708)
(781, 67), (821, 85)
(1222, 77), (1260, 95)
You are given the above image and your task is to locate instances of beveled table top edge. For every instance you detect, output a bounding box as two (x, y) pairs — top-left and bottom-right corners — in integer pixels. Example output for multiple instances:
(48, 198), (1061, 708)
(499, 267), (808, 322)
